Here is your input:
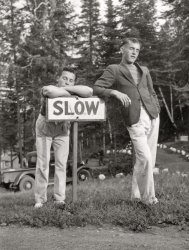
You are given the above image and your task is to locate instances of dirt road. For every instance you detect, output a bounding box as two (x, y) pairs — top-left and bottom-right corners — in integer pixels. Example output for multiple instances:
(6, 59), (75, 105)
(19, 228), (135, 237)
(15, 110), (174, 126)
(0, 225), (188, 250)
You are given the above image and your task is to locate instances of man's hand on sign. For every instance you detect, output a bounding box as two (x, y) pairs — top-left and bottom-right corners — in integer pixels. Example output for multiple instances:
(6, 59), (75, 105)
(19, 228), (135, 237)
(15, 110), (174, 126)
(110, 90), (131, 107)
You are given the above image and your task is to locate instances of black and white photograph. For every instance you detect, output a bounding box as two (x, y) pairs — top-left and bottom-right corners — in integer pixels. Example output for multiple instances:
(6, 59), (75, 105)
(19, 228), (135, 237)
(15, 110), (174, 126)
(0, 0), (188, 249)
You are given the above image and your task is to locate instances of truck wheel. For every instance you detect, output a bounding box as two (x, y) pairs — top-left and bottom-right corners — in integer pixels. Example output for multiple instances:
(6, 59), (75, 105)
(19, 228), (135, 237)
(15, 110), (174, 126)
(19, 176), (35, 192)
(77, 169), (91, 182)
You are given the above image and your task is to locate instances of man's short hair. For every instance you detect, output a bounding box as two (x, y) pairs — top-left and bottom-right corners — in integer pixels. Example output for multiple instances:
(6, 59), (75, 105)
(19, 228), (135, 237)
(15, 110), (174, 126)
(120, 37), (141, 49)
(62, 66), (77, 80)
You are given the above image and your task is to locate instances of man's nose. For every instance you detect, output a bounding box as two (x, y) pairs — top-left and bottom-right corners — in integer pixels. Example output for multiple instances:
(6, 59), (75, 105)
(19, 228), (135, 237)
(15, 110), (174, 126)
(132, 50), (137, 54)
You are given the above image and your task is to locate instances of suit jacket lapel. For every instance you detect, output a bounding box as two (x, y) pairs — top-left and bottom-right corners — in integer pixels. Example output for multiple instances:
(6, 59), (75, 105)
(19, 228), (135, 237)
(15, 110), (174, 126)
(119, 63), (135, 85)
(119, 62), (146, 86)
(135, 63), (146, 87)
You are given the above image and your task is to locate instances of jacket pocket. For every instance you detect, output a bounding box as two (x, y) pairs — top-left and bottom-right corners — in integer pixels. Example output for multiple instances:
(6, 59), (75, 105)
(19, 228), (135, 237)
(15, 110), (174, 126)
(151, 95), (160, 113)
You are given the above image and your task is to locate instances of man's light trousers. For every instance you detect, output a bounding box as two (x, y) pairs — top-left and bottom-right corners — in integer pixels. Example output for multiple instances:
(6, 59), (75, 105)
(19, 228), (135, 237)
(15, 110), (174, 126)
(127, 106), (160, 203)
(35, 115), (69, 204)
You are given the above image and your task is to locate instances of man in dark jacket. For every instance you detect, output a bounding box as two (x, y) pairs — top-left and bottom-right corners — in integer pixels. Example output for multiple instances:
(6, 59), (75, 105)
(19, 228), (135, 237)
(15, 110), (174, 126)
(93, 38), (160, 205)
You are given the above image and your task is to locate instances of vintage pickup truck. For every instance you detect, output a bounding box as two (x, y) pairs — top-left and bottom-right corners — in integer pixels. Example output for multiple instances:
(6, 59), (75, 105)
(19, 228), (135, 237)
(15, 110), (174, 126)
(0, 151), (92, 192)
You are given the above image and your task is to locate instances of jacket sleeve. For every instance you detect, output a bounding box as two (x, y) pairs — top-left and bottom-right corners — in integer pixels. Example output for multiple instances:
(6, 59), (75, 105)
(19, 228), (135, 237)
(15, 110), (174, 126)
(146, 67), (161, 112)
(93, 65), (116, 98)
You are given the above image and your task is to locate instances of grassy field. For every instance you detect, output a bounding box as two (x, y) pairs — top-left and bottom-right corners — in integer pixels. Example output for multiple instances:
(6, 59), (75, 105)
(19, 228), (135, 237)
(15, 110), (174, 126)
(156, 148), (189, 173)
(0, 174), (188, 232)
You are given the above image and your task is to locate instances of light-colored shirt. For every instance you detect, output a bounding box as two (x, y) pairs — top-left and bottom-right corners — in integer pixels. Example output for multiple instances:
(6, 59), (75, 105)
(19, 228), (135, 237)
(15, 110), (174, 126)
(127, 64), (145, 107)
(127, 64), (141, 85)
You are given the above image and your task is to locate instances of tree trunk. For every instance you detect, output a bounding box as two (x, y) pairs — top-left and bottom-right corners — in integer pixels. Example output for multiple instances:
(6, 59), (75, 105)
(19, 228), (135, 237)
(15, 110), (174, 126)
(113, 132), (117, 167)
(158, 87), (177, 129)
(102, 125), (106, 154)
(187, 106), (189, 138)
(10, 147), (13, 168)
(17, 101), (23, 168)
(92, 133), (96, 152)
(107, 118), (113, 145)
(170, 85), (174, 119)
(10, 0), (23, 168)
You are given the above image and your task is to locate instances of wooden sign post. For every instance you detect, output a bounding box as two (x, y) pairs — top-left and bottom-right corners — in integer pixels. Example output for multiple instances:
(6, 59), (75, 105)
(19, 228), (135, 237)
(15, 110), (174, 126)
(47, 96), (106, 202)
(73, 122), (78, 202)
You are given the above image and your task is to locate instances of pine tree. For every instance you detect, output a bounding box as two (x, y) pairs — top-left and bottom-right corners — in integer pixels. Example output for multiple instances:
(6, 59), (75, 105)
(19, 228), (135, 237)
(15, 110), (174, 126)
(0, 0), (75, 155)
(161, 0), (189, 136)
(118, 0), (158, 66)
(100, 0), (120, 67)
(75, 0), (101, 85)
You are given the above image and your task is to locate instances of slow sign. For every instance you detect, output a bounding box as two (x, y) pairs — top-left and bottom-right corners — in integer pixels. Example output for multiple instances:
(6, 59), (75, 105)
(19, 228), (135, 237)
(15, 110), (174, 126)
(46, 96), (106, 121)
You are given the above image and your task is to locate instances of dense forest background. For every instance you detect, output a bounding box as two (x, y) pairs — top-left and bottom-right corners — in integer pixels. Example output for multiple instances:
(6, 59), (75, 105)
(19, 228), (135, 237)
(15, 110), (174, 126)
(0, 0), (189, 162)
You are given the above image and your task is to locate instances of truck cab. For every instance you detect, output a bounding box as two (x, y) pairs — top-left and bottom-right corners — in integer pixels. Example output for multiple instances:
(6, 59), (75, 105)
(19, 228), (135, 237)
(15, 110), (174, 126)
(0, 151), (91, 192)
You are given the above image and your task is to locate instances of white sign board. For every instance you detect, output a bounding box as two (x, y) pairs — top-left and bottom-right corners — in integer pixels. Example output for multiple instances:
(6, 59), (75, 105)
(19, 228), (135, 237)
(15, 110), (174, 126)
(47, 96), (106, 121)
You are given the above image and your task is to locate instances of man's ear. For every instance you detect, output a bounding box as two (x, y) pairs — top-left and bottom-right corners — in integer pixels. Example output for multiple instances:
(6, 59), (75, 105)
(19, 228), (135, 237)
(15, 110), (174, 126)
(120, 46), (124, 53)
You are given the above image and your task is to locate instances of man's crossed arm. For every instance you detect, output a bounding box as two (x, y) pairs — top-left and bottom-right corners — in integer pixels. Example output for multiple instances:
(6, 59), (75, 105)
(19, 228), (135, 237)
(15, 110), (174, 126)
(42, 85), (93, 98)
